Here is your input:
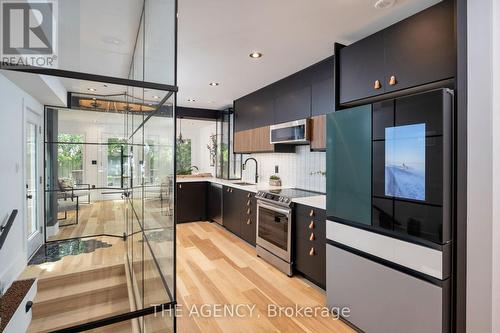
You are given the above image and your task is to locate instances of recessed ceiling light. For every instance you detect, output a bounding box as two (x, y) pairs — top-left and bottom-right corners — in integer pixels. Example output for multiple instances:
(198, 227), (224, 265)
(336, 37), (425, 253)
(153, 95), (160, 99)
(187, 98), (196, 102)
(209, 82), (220, 86)
(88, 88), (96, 92)
(374, 0), (396, 9)
(249, 52), (263, 59)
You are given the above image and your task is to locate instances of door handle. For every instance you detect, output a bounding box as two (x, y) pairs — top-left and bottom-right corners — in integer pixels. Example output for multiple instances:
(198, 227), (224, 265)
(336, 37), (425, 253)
(374, 80), (382, 90)
(179, 184), (182, 189)
(26, 194), (33, 199)
(389, 75), (397, 86)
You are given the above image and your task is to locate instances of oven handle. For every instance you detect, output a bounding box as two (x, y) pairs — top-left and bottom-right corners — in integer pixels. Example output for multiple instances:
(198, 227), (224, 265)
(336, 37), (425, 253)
(257, 201), (291, 216)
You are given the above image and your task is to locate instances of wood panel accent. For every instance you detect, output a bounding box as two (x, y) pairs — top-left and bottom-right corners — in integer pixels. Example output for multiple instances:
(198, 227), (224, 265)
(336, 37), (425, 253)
(177, 222), (355, 333)
(310, 115), (326, 150)
(234, 126), (274, 153)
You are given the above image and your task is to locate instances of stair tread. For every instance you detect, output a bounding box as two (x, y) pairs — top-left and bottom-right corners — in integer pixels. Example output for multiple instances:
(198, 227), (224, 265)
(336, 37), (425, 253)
(28, 295), (131, 333)
(35, 273), (126, 304)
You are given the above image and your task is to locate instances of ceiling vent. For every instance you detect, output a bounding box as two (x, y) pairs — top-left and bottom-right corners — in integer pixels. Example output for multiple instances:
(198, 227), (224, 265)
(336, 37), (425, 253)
(374, 0), (396, 9)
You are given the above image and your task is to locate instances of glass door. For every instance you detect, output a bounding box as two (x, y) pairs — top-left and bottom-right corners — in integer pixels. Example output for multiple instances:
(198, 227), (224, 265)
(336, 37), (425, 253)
(26, 109), (43, 258)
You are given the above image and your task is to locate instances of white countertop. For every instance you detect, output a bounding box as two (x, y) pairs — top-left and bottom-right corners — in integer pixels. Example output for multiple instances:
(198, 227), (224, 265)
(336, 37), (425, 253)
(177, 176), (326, 210)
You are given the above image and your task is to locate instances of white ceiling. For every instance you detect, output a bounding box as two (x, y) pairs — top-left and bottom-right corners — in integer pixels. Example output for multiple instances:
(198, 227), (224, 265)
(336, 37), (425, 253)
(177, 0), (441, 110)
(3, 0), (442, 111)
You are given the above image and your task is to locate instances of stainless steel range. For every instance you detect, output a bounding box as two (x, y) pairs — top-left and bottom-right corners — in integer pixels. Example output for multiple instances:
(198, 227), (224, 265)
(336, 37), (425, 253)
(255, 188), (320, 276)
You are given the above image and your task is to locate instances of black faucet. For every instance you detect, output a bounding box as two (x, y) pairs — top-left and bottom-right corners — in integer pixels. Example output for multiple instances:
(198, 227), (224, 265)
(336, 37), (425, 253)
(243, 158), (258, 184)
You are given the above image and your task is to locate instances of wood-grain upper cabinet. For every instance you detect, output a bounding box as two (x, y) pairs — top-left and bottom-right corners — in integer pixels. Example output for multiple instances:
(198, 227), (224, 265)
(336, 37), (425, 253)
(339, 32), (386, 105)
(234, 126), (293, 154)
(339, 0), (455, 105)
(383, 0), (455, 93)
(310, 115), (326, 150)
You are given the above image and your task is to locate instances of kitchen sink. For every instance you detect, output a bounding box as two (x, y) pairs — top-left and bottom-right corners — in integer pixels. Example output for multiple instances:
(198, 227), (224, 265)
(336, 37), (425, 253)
(232, 182), (255, 186)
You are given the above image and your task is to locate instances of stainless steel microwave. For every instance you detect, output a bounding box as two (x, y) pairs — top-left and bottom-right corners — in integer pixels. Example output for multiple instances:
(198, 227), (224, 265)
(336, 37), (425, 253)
(269, 119), (310, 144)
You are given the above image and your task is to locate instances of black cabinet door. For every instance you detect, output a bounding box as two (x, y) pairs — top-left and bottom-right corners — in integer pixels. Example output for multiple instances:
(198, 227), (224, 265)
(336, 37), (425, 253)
(222, 186), (241, 236)
(252, 90), (275, 128)
(383, 0), (455, 93)
(240, 192), (256, 245)
(339, 32), (386, 104)
(274, 85), (311, 124)
(208, 183), (222, 223)
(234, 97), (254, 132)
(311, 77), (335, 116)
(176, 182), (207, 223)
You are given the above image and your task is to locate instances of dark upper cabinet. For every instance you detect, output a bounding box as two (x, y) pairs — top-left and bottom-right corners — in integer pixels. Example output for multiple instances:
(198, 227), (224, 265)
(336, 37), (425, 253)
(338, 0), (455, 105)
(176, 182), (207, 223)
(274, 85), (311, 124)
(311, 77), (335, 116)
(383, 0), (455, 93)
(234, 56), (334, 132)
(339, 32), (386, 104)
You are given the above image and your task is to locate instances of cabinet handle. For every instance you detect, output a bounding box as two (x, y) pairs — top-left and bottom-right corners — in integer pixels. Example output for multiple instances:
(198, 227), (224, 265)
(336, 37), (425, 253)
(309, 209), (315, 217)
(246, 200), (251, 206)
(308, 221), (315, 229)
(179, 184), (182, 189)
(247, 218), (251, 225)
(309, 232), (315, 241)
(247, 193), (251, 198)
(309, 247), (316, 256)
(374, 80), (382, 90)
(389, 75), (397, 86)
(246, 208), (251, 215)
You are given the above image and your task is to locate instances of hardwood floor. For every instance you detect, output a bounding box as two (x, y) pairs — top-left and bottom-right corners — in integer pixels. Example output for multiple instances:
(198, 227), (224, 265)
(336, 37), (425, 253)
(176, 222), (355, 333)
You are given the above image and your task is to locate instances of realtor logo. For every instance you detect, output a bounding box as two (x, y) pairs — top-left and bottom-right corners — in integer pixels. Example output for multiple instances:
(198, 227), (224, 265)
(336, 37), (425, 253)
(1, 0), (57, 67)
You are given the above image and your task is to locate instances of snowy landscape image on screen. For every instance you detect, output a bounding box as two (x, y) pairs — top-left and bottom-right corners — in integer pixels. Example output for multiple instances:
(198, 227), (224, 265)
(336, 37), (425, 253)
(385, 123), (426, 201)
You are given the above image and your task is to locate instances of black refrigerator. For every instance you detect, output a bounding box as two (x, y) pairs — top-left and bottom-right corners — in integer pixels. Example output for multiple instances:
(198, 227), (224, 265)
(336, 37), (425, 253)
(325, 89), (453, 333)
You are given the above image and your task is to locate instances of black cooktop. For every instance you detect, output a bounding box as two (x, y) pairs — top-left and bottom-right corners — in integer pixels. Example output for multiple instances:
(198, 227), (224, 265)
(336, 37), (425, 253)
(267, 188), (322, 198)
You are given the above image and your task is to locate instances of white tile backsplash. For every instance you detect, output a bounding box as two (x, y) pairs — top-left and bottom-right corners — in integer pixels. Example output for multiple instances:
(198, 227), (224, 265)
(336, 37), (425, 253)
(241, 145), (326, 193)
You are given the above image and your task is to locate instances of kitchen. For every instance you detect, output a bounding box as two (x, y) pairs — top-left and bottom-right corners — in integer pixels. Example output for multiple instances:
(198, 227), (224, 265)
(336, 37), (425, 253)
(176, 0), (459, 332)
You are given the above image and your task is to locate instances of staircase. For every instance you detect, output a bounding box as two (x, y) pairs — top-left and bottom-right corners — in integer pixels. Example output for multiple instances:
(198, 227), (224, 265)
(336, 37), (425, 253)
(28, 264), (132, 333)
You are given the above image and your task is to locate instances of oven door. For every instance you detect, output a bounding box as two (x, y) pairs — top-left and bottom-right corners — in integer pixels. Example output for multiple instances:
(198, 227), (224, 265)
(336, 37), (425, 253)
(256, 201), (292, 262)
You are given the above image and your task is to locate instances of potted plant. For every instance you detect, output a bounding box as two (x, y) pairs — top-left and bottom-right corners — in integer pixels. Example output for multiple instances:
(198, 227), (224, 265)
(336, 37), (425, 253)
(269, 175), (282, 187)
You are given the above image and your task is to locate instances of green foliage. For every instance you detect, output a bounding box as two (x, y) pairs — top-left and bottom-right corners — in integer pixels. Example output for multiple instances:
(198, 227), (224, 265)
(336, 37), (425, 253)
(57, 134), (83, 165)
(108, 138), (127, 156)
(176, 139), (192, 174)
(270, 174), (281, 180)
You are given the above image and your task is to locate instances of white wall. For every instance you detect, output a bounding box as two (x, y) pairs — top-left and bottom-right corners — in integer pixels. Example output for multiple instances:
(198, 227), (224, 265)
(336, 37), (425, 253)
(0, 73), (44, 291)
(242, 146), (326, 193)
(177, 119), (217, 175)
(467, 1), (500, 332)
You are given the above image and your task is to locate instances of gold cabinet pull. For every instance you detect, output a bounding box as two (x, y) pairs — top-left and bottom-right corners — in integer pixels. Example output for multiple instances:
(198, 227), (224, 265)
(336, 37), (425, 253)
(309, 209), (315, 217)
(247, 200), (251, 206)
(247, 218), (251, 225)
(179, 184), (182, 189)
(309, 232), (315, 241)
(309, 247), (316, 256)
(389, 75), (397, 86)
(247, 193), (251, 198)
(308, 221), (315, 229)
(246, 208), (251, 215)
(374, 80), (382, 90)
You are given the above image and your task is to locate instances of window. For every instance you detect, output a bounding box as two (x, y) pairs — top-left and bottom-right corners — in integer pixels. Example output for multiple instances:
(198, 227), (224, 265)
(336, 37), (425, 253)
(57, 134), (84, 184)
(107, 138), (127, 187)
(176, 139), (192, 175)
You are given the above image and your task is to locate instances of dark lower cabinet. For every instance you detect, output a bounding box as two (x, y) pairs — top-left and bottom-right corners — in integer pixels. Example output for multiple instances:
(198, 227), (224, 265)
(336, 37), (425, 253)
(294, 204), (326, 288)
(176, 182), (207, 223)
(208, 183), (222, 224)
(222, 186), (241, 235)
(222, 186), (257, 246)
